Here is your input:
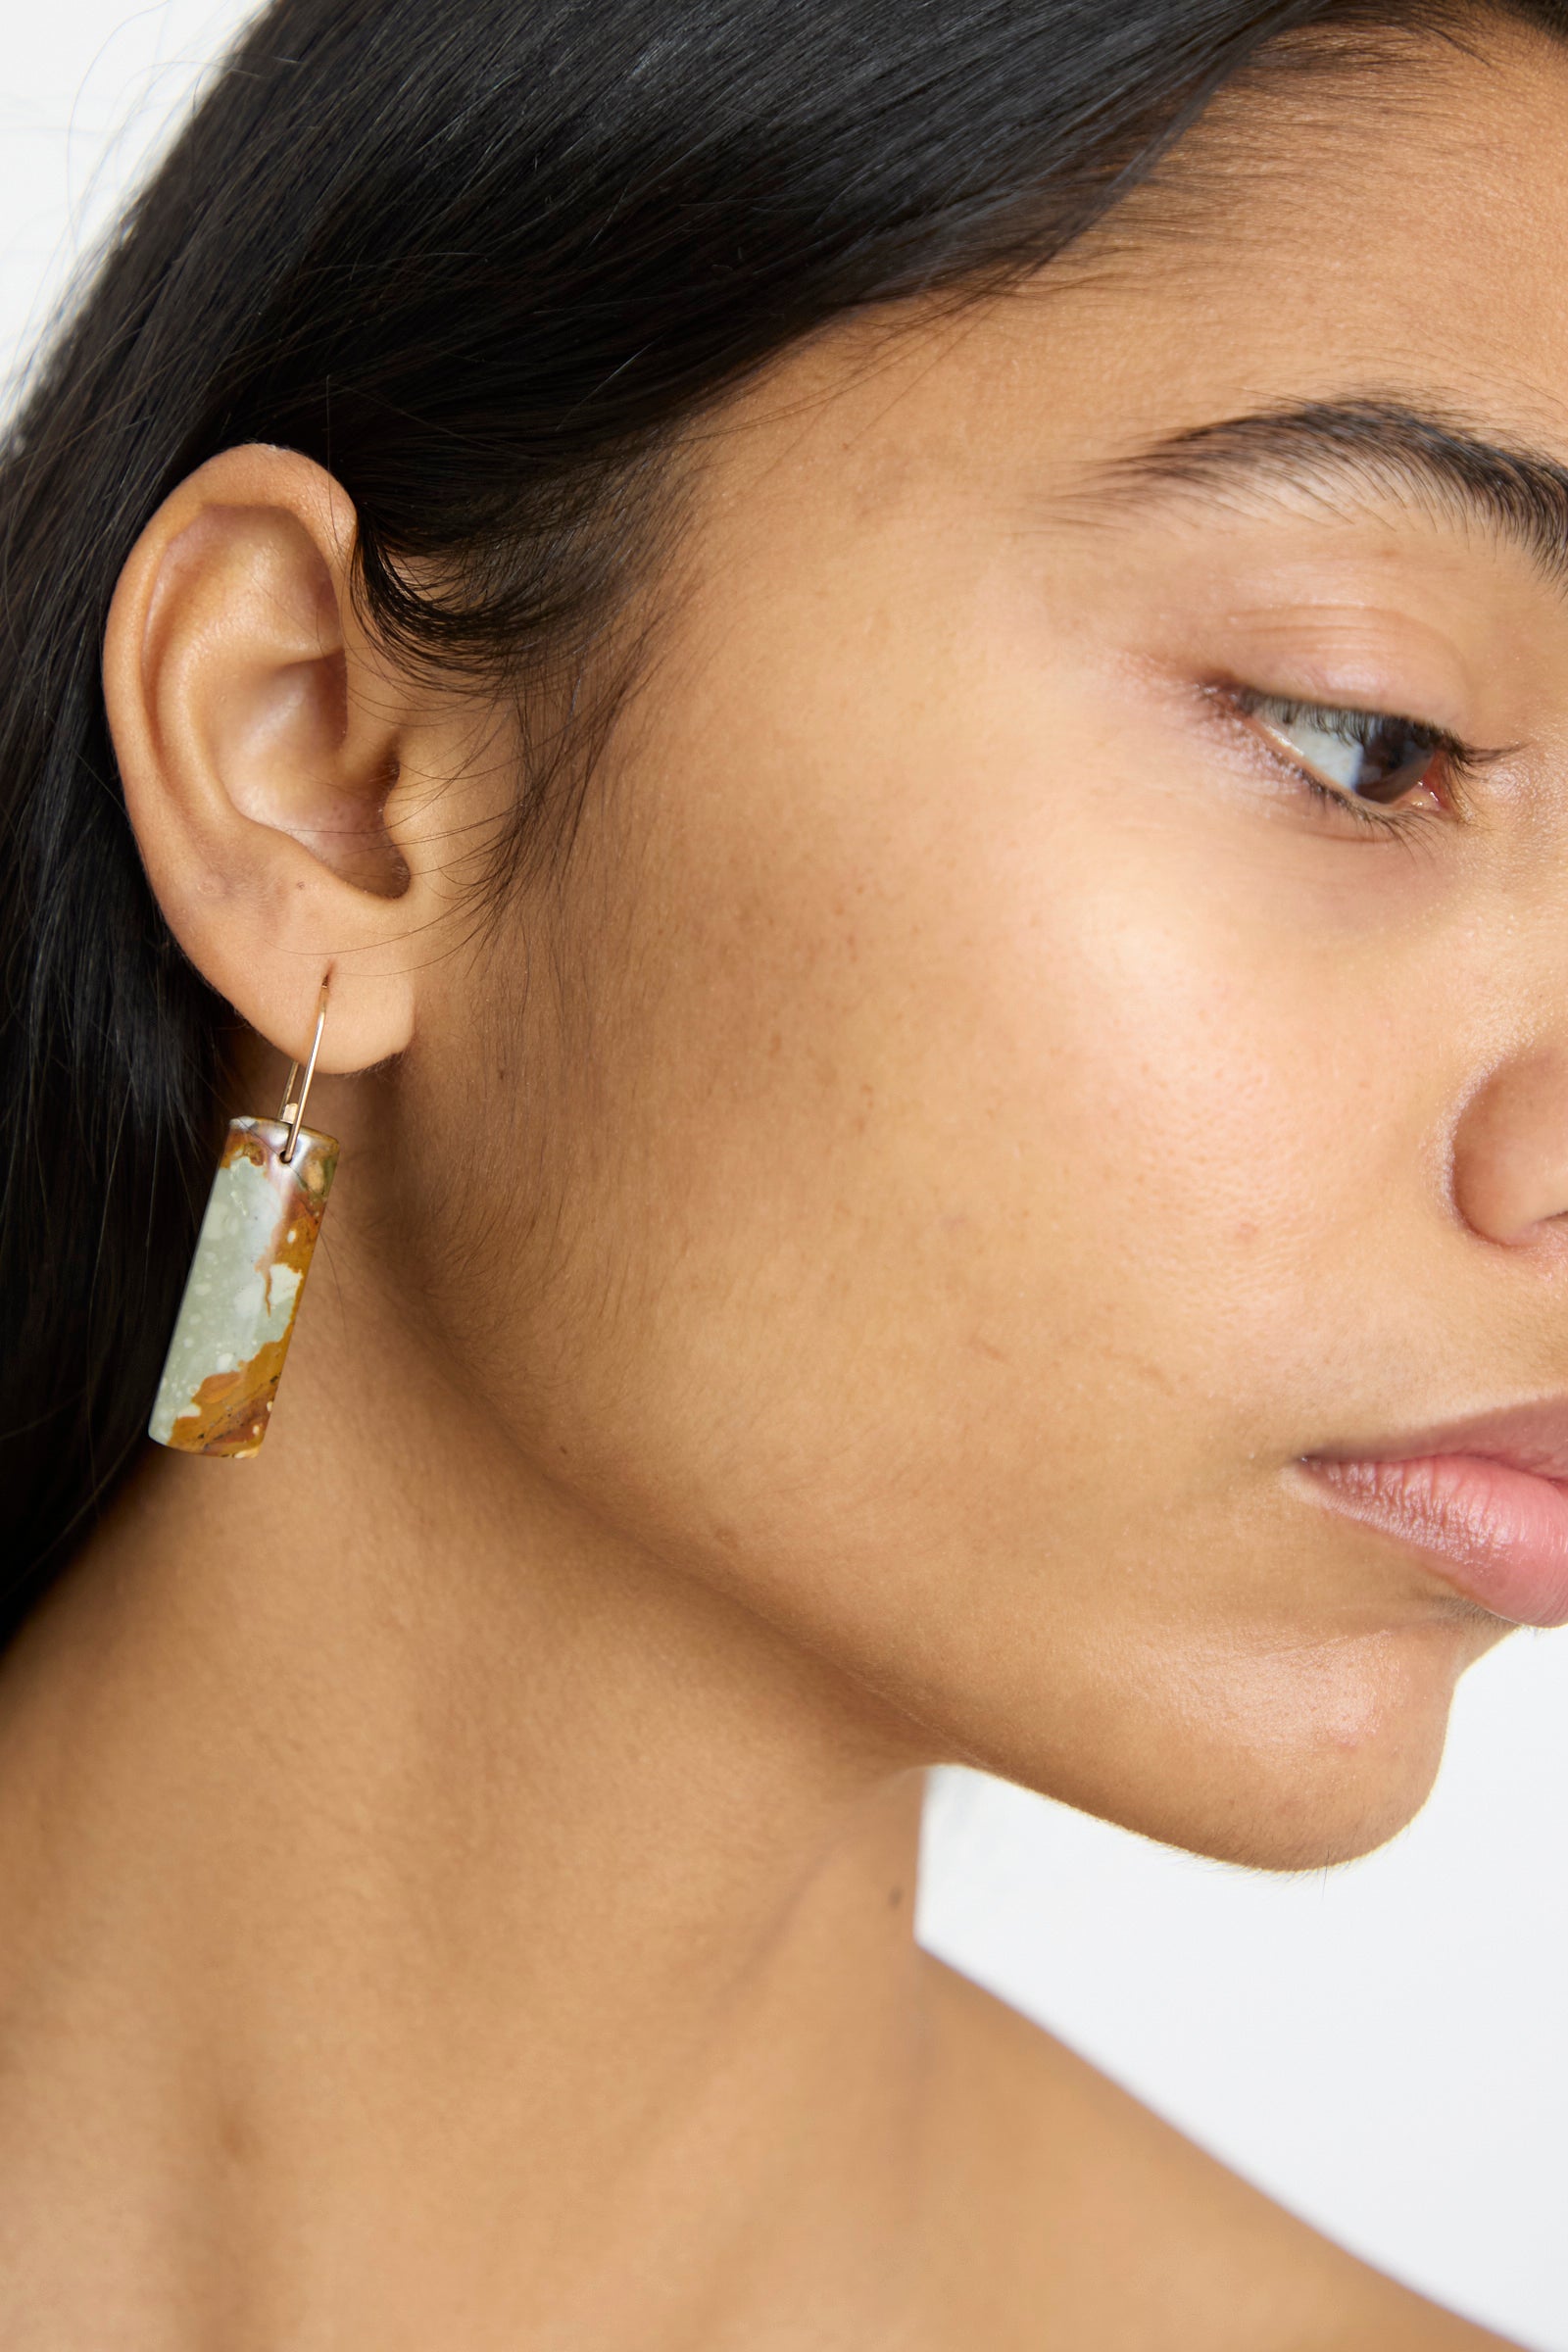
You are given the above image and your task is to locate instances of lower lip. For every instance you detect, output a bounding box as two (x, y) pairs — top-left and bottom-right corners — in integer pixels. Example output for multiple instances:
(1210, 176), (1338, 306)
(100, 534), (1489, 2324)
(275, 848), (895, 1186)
(1300, 1452), (1568, 1629)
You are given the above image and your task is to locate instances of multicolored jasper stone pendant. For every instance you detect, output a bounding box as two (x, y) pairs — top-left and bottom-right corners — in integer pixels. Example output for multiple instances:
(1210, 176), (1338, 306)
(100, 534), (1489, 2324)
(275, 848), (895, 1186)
(149, 1115), (338, 1458)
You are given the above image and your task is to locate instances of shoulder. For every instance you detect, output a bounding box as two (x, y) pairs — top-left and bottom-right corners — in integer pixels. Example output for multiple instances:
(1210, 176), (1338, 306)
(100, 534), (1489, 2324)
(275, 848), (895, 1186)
(918, 1956), (1520, 2351)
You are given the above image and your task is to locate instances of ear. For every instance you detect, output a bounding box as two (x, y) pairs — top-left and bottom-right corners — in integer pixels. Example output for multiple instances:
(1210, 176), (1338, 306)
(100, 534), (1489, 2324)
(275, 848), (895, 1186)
(104, 443), (449, 1071)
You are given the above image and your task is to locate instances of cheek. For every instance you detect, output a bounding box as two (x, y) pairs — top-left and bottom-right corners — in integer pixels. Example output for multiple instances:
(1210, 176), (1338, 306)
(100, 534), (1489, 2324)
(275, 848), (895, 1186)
(553, 658), (1392, 1564)
(483, 539), (1476, 1864)
(601, 661), (1368, 1518)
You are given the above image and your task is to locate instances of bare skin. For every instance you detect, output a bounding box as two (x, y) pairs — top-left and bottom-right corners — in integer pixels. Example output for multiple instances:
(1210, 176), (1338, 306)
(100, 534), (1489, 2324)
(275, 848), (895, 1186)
(2, 17), (1564, 2346)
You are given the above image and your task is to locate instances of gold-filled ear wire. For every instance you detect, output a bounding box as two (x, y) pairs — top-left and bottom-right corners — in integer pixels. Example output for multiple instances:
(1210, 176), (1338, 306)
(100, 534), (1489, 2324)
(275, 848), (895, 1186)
(149, 978), (340, 1459)
(278, 982), (328, 1163)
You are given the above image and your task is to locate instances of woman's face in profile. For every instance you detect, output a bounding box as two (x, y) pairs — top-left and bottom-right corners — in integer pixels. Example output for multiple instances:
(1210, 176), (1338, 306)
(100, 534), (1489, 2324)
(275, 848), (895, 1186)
(10, 13), (1568, 2340)
(381, 24), (1568, 1869)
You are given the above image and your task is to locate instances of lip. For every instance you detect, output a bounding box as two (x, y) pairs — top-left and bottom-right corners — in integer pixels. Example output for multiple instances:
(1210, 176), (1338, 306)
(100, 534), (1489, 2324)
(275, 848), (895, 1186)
(1299, 1399), (1568, 1629)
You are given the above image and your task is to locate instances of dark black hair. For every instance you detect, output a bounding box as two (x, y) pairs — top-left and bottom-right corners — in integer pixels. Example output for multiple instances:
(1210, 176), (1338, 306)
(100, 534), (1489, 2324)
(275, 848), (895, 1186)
(0, 0), (1558, 1634)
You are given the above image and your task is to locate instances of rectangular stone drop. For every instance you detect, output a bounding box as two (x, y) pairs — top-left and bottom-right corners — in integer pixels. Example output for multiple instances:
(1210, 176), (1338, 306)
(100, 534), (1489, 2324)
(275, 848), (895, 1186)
(149, 1116), (338, 1458)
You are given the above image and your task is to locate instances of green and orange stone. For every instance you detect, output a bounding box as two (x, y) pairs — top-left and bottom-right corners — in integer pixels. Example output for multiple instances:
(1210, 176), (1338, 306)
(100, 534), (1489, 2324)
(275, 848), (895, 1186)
(149, 1117), (338, 1458)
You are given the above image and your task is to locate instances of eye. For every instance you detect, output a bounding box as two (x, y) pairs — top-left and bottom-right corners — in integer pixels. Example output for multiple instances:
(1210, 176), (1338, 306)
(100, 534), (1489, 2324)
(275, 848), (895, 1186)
(1238, 693), (1449, 811)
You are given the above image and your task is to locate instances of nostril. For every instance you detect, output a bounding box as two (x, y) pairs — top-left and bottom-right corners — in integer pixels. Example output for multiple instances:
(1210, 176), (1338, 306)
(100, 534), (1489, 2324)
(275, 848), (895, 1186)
(1449, 1050), (1568, 1247)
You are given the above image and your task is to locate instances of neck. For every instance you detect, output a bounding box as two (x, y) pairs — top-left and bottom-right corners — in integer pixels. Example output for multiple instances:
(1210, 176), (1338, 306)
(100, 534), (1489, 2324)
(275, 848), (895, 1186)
(0, 1136), (938, 2345)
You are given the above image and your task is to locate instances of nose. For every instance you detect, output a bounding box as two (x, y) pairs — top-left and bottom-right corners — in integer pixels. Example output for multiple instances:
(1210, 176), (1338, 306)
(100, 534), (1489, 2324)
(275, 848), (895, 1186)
(1451, 1046), (1568, 1244)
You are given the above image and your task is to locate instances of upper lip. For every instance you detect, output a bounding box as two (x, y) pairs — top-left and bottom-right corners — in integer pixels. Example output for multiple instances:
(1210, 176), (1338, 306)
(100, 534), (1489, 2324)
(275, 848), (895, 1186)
(1306, 1397), (1568, 1486)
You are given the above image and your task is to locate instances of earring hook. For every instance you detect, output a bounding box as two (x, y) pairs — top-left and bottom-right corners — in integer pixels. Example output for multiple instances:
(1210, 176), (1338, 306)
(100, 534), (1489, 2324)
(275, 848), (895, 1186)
(277, 981), (329, 1164)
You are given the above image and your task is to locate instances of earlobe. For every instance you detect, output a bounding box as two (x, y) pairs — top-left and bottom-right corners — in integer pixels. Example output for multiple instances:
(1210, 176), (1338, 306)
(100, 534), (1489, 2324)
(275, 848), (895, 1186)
(104, 444), (422, 1072)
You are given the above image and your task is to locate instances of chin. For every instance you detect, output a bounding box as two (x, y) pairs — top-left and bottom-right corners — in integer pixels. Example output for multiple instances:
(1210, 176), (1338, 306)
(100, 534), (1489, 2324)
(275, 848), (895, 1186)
(982, 1611), (1502, 1877)
(1188, 1741), (1452, 1875)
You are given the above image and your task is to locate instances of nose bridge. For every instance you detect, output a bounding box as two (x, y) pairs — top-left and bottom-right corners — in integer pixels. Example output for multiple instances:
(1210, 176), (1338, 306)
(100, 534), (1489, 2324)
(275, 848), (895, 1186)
(1450, 1035), (1568, 1245)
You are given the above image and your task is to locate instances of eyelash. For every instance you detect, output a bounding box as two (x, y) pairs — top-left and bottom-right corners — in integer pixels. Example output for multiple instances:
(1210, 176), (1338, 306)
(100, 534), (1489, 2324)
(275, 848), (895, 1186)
(1219, 687), (1486, 833)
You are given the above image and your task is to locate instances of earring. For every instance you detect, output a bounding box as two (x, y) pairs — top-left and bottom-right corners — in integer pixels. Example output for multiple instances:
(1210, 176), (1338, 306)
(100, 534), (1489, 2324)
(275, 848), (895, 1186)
(149, 982), (339, 1459)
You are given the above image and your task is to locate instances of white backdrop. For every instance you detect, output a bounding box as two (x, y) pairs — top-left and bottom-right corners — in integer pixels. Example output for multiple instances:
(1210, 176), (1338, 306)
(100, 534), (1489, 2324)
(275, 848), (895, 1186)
(4, 9), (1566, 2345)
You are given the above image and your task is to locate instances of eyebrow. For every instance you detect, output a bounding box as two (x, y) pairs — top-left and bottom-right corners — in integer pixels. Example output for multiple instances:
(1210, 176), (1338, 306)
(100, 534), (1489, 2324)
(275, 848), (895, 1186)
(1098, 399), (1568, 589)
